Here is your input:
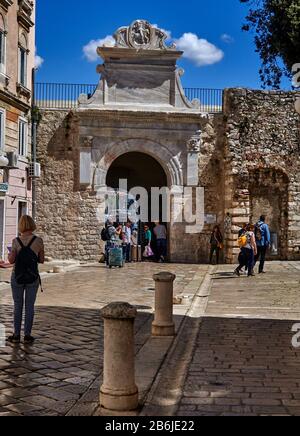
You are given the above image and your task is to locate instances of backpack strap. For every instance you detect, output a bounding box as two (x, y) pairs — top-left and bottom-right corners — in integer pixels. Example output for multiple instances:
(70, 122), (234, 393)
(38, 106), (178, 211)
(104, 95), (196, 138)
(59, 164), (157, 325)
(17, 237), (24, 249)
(27, 236), (37, 249)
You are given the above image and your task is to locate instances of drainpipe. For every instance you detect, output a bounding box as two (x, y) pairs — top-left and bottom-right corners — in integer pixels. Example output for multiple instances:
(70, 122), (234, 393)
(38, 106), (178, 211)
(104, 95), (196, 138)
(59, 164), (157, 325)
(31, 67), (37, 220)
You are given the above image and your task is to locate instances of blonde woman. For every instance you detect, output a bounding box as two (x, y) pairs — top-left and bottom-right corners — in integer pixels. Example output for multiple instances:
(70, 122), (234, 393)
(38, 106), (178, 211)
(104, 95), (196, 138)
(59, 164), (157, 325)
(7, 216), (44, 345)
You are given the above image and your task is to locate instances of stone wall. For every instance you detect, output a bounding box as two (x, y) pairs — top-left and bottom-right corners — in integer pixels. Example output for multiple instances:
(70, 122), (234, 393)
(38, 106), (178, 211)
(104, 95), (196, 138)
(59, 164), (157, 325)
(35, 89), (300, 264)
(223, 88), (300, 262)
(35, 109), (223, 263)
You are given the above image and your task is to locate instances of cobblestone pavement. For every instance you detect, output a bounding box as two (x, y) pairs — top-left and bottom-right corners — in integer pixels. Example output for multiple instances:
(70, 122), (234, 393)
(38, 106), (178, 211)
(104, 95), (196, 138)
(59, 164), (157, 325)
(0, 263), (205, 416)
(176, 262), (300, 416)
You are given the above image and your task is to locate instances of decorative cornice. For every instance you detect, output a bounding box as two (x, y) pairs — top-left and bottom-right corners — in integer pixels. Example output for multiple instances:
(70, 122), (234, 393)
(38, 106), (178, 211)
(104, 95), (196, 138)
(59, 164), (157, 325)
(76, 108), (205, 124)
(0, 88), (30, 112)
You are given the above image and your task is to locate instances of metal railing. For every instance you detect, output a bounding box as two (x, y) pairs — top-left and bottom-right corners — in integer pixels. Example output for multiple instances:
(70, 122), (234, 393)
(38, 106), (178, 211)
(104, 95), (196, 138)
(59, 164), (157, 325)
(184, 88), (223, 113)
(35, 83), (223, 113)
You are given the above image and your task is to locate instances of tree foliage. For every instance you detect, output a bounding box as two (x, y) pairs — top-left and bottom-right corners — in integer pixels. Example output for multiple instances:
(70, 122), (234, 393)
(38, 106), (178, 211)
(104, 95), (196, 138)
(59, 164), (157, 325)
(241, 0), (300, 88)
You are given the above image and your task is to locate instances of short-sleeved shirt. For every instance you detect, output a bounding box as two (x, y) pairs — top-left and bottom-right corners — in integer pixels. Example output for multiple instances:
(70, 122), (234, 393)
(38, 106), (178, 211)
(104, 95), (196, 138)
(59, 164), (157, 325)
(12, 235), (44, 258)
(123, 226), (132, 244)
(154, 225), (167, 240)
(245, 231), (254, 250)
(145, 229), (152, 242)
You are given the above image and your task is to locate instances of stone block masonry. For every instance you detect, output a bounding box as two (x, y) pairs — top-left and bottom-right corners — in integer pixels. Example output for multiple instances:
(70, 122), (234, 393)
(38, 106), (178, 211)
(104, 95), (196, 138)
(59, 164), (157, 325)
(223, 88), (300, 263)
(35, 87), (300, 264)
(33, 24), (300, 264)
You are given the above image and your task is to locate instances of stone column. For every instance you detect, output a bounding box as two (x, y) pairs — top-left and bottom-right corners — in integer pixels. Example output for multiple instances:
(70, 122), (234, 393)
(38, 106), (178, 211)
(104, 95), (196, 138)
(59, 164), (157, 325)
(100, 302), (139, 411)
(152, 272), (176, 337)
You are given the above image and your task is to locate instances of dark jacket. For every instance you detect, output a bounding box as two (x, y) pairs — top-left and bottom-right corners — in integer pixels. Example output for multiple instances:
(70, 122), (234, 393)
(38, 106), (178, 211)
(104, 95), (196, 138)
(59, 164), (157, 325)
(210, 231), (223, 246)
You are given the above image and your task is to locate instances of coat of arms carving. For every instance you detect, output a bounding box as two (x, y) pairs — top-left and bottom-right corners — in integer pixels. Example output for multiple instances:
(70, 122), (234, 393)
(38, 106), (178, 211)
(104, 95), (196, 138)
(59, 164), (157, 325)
(114, 20), (175, 50)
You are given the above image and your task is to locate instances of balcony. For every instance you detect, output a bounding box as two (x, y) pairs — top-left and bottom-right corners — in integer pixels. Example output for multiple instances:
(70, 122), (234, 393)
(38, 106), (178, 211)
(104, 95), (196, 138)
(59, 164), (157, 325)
(18, 0), (34, 31)
(0, 0), (13, 12)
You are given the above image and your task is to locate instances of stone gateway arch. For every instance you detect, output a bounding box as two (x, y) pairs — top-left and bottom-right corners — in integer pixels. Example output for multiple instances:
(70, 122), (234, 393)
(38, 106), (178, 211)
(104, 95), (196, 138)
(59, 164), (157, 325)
(35, 21), (300, 263)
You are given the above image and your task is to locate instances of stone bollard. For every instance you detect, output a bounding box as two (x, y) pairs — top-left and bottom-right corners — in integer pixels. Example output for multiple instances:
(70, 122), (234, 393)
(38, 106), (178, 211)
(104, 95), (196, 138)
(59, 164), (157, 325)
(100, 302), (139, 411)
(53, 266), (64, 274)
(152, 272), (176, 337)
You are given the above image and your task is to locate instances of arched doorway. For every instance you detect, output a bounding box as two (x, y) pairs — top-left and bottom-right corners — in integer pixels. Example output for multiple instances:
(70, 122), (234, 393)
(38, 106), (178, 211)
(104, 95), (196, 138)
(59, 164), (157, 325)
(106, 152), (167, 192)
(249, 168), (289, 259)
(106, 152), (169, 258)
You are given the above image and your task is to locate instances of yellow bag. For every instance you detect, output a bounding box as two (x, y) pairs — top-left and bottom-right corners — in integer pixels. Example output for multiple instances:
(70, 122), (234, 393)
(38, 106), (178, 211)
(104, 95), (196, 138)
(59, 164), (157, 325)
(238, 235), (248, 248)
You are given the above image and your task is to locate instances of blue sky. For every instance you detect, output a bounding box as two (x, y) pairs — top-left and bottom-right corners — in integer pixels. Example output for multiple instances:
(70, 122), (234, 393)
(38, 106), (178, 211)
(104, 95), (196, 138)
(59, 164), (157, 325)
(35, 0), (290, 90)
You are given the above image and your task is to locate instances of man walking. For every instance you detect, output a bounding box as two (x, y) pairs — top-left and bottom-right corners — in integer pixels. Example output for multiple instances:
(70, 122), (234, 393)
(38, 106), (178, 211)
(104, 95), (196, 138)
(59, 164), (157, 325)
(255, 215), (271, 274)
(105, 221), (117, 266)
(154, 222), (167, 263)
(122, 221), (132, 263)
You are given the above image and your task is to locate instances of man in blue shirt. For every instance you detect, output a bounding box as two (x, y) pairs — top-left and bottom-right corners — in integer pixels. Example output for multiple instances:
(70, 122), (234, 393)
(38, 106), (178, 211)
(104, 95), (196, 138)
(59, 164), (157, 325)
(254, 215), (271, 274)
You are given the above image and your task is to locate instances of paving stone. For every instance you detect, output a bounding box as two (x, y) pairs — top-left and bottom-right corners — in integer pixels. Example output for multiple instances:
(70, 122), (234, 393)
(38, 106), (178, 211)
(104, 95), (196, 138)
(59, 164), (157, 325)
(0, 262), (203, 416)
(174, 263), (300, 417)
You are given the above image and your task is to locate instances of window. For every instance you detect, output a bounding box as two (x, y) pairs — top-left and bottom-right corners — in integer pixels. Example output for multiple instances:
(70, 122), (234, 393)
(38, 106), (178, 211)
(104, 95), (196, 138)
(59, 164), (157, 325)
(0, 108), (5, 150)
(0, 15), (6, 75)
(18, 119), (27, 157)
(19, 46), (27, 86)
(19, 33), (28, 87)
(17, 201), (28, 237)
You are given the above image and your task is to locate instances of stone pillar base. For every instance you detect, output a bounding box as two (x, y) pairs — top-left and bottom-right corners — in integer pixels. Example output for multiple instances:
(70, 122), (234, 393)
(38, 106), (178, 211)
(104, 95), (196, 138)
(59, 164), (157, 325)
(152, 322), (175, 337)
(100, 302), (139, 412)
(100, 387), (139, 412)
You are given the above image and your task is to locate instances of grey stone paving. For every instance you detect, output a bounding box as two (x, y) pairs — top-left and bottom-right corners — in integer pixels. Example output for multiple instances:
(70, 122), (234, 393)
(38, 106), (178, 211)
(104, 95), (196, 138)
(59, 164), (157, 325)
(0, 263), (204, 416)
(175, 262), (300, 416)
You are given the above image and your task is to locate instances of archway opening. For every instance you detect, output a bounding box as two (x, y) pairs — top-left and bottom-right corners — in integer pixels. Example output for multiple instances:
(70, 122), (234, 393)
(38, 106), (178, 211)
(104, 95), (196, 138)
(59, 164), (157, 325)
(106, 152), (167, 192)
(249, 169), (289, 260)
(106, 152), (169, 256)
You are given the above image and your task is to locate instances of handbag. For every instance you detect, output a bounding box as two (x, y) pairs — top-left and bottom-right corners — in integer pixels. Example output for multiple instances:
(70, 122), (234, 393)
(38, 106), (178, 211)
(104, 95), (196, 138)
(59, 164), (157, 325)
(143, 245), (154, 258)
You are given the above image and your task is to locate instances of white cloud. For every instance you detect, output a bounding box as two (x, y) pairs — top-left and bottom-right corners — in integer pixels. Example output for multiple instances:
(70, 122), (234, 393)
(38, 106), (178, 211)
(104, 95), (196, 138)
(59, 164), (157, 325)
(221, 33), (234, 44)
(82, 29), (224, 67)
(83, 35), (115, 62)
(35, 53), (44, 69)
(175, 33), (224, 66)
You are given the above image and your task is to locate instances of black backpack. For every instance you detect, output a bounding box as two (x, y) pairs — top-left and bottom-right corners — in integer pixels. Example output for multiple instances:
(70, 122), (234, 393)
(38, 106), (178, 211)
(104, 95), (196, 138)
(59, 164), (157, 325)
(15, 237), (40, 285)
(255, 223), (263, 241)
(101, 227), (110, 242)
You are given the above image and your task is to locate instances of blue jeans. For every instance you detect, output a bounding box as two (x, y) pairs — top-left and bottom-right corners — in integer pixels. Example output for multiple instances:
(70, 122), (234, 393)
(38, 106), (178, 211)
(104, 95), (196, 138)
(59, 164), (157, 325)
(11, 273), (39, 336)
(156, 239), (167, 260)
(123, 243), (131, 262)
(255, 245), (267, 273)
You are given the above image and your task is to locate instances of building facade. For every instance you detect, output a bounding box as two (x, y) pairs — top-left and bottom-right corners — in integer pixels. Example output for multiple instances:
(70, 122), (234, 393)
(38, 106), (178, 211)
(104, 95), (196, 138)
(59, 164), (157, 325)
(0, 0), (35, 260)
(35, 21), (300, 264)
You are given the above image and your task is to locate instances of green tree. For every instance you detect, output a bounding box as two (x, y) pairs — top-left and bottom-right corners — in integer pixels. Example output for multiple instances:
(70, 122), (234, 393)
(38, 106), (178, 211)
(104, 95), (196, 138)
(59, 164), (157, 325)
(241, 0), (300, 88)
